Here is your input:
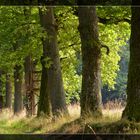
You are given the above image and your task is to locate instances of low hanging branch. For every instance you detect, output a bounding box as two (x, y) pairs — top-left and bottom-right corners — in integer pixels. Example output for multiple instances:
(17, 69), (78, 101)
(98, 17), (131, 25)
(72, 7), (130, 25)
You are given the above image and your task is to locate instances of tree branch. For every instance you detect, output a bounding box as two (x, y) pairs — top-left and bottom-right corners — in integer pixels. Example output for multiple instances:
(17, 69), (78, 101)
(101, 44), (110, 55)
(98, 17), (131, 24)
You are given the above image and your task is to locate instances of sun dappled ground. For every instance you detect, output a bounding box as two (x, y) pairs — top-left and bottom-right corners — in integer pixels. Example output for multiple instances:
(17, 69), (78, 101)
(0, 102), (140, 134)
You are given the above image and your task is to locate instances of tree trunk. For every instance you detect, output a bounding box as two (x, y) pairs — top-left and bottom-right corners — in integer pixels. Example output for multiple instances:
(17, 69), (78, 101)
(37, 7), (52, 117)
(14, 65), (23, 114)
(24, 55), (35, 116)
(38, 54), (51, 116)
(0, 70), (3, 112)
(38, 7), (67, 116)
(122, 6), (140, 121)
(78, 6), (102, 117)
(23, 7), (36, 116)
(5, 74), (12, 109)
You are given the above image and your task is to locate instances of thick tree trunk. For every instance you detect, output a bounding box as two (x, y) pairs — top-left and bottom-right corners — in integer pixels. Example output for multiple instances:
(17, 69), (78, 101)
(37, 7), (52, 116)
(122, 6), (140, 121)
(14, 65), (23, 114)
(38, 7), (67, 116)
(24, 55), (35, 116)
(78, 7), (102, 117)
(38, 55), (51, 116)
(5, 74), (12, 109)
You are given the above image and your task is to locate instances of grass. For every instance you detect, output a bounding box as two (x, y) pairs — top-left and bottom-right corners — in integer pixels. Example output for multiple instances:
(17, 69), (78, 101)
(0, 104), (80, 134)
(0, 102), (140, 134)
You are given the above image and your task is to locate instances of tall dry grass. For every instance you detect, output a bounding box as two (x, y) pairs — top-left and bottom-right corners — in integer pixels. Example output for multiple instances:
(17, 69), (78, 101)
(0, 100), (125, 133)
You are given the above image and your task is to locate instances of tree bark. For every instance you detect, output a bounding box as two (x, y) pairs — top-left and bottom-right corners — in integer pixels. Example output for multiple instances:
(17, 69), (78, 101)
(24, 55), (35, 116)
(122, 6), (140, 121)
(38, 7), (68, 116)
(0, 70), (3, 111)
(37, 7), (52, 117)
(38, 55), (51, 116)
(5, 74), (12, 109)
(78, 6), (102, 117)
(23, 7), (36, 116)
(14, 65), (23, 114)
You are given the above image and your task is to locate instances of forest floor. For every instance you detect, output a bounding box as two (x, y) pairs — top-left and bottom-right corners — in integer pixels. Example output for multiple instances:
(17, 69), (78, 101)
(0, 103), (140, 134)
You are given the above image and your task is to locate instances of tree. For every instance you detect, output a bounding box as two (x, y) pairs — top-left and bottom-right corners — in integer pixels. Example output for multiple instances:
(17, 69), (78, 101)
(24, 55), (36, 116)
(0, 6), (131, 117)
(78, 6), (102, 117)
(0, 70), (3, 111)
(14, 66), (23, 114)
(0, 6), (43, 115)
(55, 7), (130, 105)
(14, 63), (23, 114)
(122, 5), (140, 121)
(23, 7), (36, 116)
(5, 74), (12, 109)
(38, 7), (68, 116)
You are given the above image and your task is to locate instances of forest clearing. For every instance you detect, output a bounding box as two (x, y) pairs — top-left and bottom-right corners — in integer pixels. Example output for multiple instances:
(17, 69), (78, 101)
(0, 1), (140, 139)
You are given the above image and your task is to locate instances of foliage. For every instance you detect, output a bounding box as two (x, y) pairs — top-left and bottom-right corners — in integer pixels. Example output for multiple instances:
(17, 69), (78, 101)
(102, 43), (130, 103)
(97, 6), (130, 88)
(55, 6), (131, 104)
(0, 7), (43, 72)
(55, 7), (81, 103)
(0, 6), (131, 103)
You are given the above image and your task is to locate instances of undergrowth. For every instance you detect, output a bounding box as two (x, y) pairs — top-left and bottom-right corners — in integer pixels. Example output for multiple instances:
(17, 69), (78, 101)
(0, 103), (140, 134)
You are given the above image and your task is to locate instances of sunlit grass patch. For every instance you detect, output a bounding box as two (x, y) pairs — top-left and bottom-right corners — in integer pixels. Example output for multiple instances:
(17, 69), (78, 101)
(0, 103), (122, 134)
(0, 102), (139, 134)
(25, 107), (80, 134)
